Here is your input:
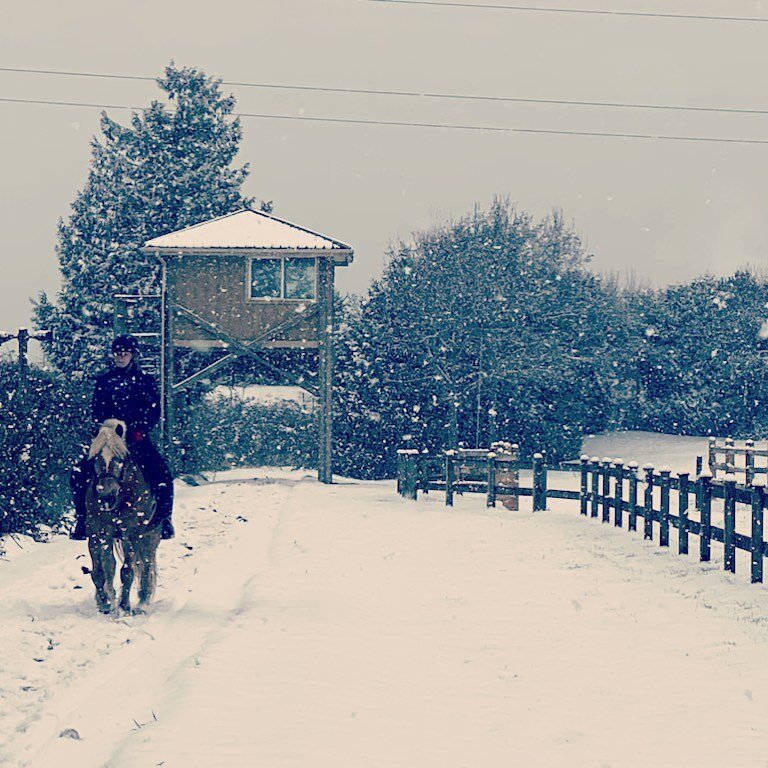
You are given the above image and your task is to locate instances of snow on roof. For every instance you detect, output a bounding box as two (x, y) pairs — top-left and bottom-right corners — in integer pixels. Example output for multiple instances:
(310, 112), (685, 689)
(143, 209), (352, 255)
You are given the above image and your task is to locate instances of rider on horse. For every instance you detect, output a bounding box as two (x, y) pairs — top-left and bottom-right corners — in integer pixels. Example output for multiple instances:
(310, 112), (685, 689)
(70, 334), (175, 540)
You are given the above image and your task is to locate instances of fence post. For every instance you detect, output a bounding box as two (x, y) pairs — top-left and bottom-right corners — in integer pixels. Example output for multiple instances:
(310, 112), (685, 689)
(402, 450), (419, 501)
(486, 451), (497, 508)
(725, 437), (735, 475)
(628, 462), (639, 532)
(580, 455), (589, 516)
(723, 473), (737, 573)
(678, 472), (690, 555)
(601, 458), (612, 523)
(420, 448), (430, 494)
(532, 453), (547, 512)
(699, 472), (712, 562)
(695, 455), (703, 477)
(643, 464), (655, 540)
(590, 457), (600, 518)
(613, 459), (624, 527)
(659, 468), (671, 548)
(445, 450), (456, 507)
(745, 439), (755, 486)
(708, 437), (717, 477)
(751, 483), (764, 584)
(396, 450), (405, 496)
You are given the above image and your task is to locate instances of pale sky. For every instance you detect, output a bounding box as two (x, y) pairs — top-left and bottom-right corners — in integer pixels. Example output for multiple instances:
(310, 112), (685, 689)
(2, 0), (768, 340)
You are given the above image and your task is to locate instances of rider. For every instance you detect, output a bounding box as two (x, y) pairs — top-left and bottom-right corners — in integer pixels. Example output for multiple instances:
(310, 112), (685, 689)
(70, 334), (175, 540)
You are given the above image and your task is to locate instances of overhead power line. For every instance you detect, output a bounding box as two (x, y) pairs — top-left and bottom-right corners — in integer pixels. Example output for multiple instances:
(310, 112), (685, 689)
(367, 0), (768, 23)
(2, 95), (768, 146)
(2, 65), (768, 118)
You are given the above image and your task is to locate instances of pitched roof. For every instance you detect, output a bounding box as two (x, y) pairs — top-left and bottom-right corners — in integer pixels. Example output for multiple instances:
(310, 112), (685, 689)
(142, 209), (353, 258)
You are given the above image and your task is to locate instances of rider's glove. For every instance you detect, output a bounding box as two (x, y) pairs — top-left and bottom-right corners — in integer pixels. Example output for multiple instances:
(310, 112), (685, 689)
(128, 429), (145, 443)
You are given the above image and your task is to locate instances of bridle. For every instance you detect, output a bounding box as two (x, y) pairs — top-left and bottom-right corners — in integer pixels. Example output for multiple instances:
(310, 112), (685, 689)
(94, 455), (128, 513)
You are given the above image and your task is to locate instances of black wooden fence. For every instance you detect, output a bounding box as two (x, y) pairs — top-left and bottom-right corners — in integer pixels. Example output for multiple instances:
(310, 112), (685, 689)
(397, 449), (768, 585)
(706, 437), (768, 485)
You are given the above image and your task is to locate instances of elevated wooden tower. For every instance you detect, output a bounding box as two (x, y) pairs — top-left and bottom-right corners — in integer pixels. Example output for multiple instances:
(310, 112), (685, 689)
(140, 208), (354, 483)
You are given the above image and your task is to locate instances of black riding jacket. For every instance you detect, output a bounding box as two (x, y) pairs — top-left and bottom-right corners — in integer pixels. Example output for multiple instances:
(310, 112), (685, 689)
(91, 362), (160, 437)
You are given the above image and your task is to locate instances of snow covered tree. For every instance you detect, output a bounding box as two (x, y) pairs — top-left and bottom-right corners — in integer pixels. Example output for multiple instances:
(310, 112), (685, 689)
(334, 199), (631, 478)
(34, 63), (254, 376)
(630, 271), (768, 437)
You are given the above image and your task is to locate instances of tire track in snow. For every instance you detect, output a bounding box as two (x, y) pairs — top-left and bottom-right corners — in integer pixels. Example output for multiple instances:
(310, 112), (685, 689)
(1, 471), (294, 768)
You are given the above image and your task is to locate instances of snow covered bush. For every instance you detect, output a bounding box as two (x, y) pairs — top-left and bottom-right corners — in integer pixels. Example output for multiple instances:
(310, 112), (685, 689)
(178, 396), (316, 473)
(0, 363), (90, 535)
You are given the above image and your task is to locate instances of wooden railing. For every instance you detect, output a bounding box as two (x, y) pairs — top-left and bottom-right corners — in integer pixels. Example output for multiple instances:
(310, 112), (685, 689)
(705, 437), (768, 485)
(396, 449), (768, 584)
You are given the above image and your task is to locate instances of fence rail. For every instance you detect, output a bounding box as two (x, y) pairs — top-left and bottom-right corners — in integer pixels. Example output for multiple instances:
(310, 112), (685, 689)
(397, 448), (768, 585)
(705, 437), (768, 485)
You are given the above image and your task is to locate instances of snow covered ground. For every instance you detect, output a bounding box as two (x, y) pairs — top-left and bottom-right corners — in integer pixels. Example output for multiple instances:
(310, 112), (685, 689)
(3, 433), (768, 767)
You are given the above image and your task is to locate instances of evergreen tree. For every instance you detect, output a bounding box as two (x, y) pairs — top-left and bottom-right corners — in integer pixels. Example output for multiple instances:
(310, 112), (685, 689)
(34, 63), (253, 375)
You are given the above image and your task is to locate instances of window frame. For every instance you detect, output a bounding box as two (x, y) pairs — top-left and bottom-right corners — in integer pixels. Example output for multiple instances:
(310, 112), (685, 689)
(247, 255), (318, 302)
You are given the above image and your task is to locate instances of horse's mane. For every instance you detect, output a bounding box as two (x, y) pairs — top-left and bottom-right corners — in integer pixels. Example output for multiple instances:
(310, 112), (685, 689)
(88, 419), (129, 464)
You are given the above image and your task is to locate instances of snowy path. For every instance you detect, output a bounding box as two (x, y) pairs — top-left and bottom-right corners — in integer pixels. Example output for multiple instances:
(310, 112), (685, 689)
(4, 467), (768, 767)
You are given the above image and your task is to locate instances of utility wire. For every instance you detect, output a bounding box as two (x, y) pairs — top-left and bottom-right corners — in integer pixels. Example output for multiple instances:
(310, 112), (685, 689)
(1, 66), (767, 118)
(2, 95), (768, 146)
(367, 0), (768, 23)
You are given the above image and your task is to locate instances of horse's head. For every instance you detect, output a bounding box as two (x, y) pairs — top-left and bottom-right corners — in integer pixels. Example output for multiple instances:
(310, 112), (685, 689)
(88, 420), (130, 513)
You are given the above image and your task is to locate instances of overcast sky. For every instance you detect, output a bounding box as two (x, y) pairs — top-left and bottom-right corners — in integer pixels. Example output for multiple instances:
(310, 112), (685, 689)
(3, 0), (768, 341)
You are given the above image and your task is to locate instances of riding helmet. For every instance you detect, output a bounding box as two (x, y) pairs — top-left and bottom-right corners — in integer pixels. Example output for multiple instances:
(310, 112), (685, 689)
(111, 334), (139, 355)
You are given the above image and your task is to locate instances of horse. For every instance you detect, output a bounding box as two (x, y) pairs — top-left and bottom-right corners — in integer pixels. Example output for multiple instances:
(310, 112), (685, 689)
(85, 419), (161, 614)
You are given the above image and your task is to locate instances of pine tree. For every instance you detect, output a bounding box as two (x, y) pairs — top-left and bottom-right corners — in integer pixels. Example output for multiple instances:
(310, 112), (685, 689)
(34, 63), (254, 375)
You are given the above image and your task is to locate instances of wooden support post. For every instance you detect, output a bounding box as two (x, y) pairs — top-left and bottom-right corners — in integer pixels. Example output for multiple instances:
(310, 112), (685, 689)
(643, 465), (655, 540)
(317, 257), (335, 484)
(445, 450), (456, 507)
(601, 458), (612, 524)
(486, 451), (497, 508)
(723, 474), (737, 573)
(751, 484), (764, 584)
(613, 459), (624, 528)
(580, 455), (589, 516)
(159, 257), (177, 461)
(659, 468), (671, 548)
(590, 457), (600, 518)
(532, 453), (547, 512)
(678, 472), (690, 555)
(699, 473), (712, 563)
(745, 439), (755, 486)
(628, 462), (639, 532)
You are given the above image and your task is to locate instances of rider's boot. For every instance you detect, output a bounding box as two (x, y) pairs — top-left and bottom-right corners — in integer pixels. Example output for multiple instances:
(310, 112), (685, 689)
(152, 481), (175, 539)
(160, 517), (175, 540)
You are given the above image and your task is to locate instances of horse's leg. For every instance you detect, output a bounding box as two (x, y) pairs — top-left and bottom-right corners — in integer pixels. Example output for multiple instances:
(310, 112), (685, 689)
(88, 536), (115, 614)
(136, 531), (161, 607)
(118, 540), (135, 613)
